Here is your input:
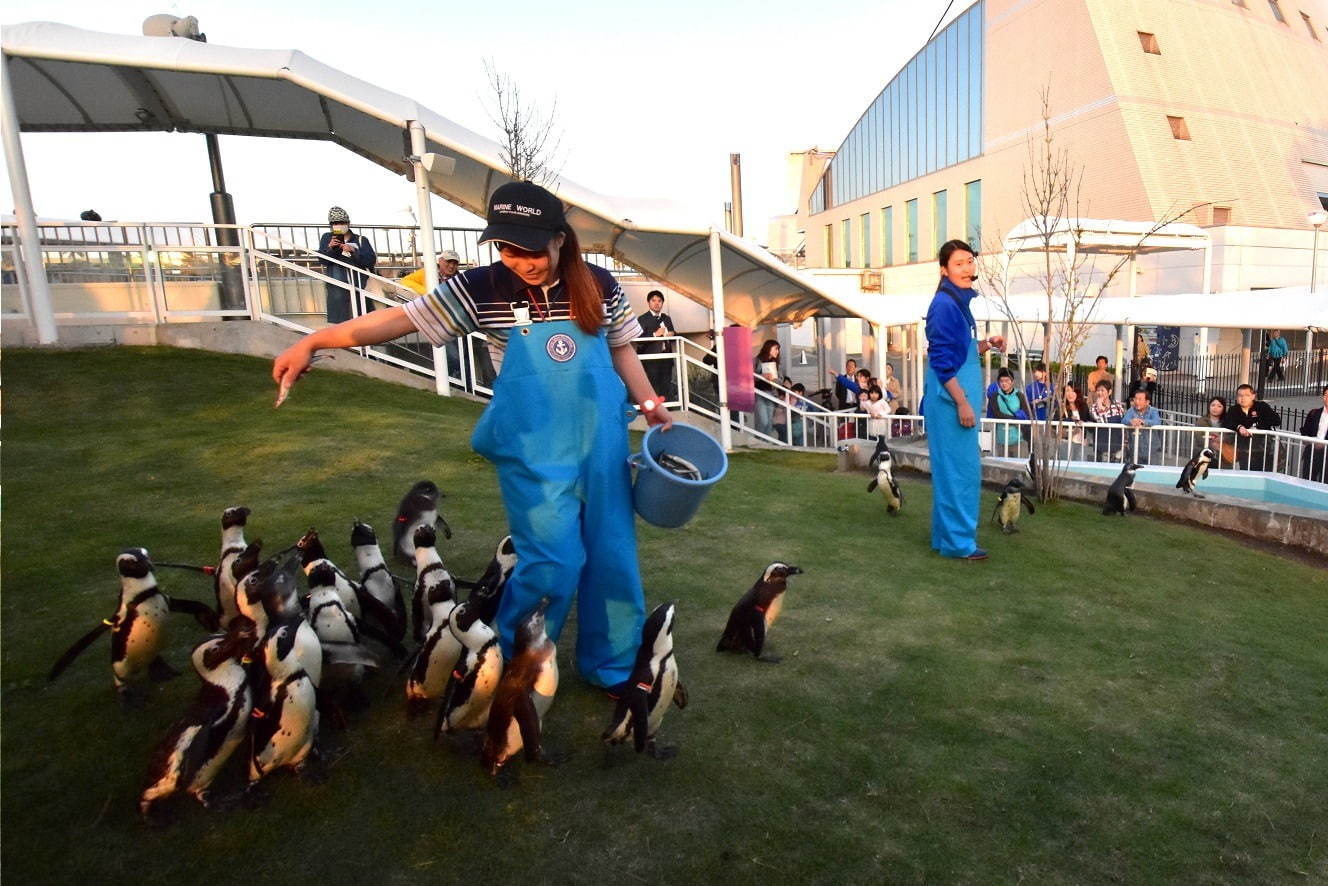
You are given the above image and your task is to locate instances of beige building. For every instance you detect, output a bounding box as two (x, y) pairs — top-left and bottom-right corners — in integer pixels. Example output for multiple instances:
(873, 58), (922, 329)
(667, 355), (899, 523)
(772, 0), (1328, 365)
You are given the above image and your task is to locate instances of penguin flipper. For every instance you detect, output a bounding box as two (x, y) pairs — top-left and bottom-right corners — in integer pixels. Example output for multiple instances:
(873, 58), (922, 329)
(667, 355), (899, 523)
(167, 596), (221, 631)
(437, 516), (453, 541)
(627, 689), (652, 754)
(1124, 488), (1138, 512)
(672, 681), (688, 710)
(48, 620), (113, 681)
(867, 479), (878, 493)
(513, 692), (544, 763)
(1022, 497), (1036, 515)
(355, 590), (406, 655)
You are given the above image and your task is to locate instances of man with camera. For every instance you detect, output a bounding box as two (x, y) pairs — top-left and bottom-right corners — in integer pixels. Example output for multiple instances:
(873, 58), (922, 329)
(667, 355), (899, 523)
(317, 206), (377, 323)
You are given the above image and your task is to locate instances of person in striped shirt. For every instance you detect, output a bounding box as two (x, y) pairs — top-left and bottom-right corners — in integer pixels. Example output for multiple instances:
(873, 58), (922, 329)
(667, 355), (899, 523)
(273, 181), (672, 693)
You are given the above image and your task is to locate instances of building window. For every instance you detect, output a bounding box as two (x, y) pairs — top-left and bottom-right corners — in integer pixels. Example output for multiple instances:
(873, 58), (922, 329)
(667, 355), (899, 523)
(841, 218), (852, 268)
(964, 181), (982, 248)
(1137, 31), (1161, 54)
(1212, 206), (1231, 225)
(882, 206), (895, 266)
(1267, 0), (1286, 23)
(1167, 116), (1191, 140)
(932, 190), (949, 253)
(860, 213), (872, 268)
(823, 225), (834, 267)
(1319, 192), (1328, 211)
(1302, 12), (1321, 38)
(906, 199), (919, 263)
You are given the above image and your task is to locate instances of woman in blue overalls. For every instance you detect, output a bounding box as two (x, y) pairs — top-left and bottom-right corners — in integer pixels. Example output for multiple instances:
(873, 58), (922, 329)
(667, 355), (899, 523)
(273, 182), (671, 690)
(923, 240), (1003, 561)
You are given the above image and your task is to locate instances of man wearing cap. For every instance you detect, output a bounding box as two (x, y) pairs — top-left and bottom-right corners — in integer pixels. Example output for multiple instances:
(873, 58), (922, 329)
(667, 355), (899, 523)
(317, 206), (377, 323)
(399, 249), (462, 296)
(274, 182), (672, 694)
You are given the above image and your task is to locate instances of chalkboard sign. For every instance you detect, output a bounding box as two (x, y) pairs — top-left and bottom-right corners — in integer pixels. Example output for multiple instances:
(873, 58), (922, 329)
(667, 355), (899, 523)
(1154, 326), (1180, 371)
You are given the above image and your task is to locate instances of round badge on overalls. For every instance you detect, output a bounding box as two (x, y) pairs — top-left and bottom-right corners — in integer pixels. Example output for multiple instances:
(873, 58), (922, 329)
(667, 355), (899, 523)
(546, 333), (577, 363)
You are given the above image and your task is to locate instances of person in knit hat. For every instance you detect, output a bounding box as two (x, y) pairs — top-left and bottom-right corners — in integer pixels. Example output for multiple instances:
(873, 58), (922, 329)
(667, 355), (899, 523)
(317, 206), (377, 323)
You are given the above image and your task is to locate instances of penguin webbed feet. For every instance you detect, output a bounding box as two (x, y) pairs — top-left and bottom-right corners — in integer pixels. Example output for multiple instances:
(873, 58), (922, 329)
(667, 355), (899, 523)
(118, 684), (148, 710)
(139, 797), (180, 828)
(646, 740), (679, 761)
(532, 743), (570, 767)
(756, 652), (783, 664)
(148, 656), (181, 682)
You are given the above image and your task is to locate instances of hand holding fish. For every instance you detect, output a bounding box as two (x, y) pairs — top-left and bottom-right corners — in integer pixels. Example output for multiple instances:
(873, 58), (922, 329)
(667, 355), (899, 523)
(272, 349), (332, 408)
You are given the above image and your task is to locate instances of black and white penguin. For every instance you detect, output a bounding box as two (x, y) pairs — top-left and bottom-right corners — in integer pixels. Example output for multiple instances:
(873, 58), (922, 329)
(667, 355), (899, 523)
(351, 520), (407, 642)
(602, 601), (688, 761)
(435, 599), (504, 738)
(215, 506), (251, 627)
(991, 477), (1035, 534)
(410, 524), (452, 644)
(306, 562), (378, 694)
(866, 439), (903, 516)
(405, 562), (461, 718)
(459, 535), (517, 627)
(239, 548), (323, 788)
(296, 528), (362, 620)
(1103, 462), (1142, 516)
(393, 480), (451, 564)
(1176, 448), (1215, 498)
(716, 562), (804, 663)
(139, 615), (259, 821)
(482, 598), (561, 782)
(48, 548), (218, 705)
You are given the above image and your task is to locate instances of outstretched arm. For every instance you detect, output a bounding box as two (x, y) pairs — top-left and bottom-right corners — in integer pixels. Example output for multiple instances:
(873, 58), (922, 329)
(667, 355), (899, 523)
(272, 305), (417, 388)
(611, 343), (673, 430)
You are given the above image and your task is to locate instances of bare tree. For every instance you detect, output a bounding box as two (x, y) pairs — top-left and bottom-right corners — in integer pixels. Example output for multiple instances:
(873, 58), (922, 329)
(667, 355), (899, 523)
(483, 58), (563, 187)
(980, 86), (1207, 502)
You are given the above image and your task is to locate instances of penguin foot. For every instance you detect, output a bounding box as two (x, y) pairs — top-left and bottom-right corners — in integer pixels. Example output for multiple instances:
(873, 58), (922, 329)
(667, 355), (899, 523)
(298, 759), (329, 785)
(118, 685), (147, 710)
(140, 799), (179, 828)
(148, 657), (181, 682)
(646, 741), (679, 761)
(494, 766), (518, 790)
(241, 784), (271, 810)
(756, 654), (783, 664)
(537, 745), (570, 767)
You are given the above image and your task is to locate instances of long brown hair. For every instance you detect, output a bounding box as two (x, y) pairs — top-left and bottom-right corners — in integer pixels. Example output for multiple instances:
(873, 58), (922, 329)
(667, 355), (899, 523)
(557, 225), (603, 335)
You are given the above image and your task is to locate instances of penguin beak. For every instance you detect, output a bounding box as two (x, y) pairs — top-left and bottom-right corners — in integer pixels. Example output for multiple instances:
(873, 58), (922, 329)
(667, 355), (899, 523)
(786, 565), (804, 575)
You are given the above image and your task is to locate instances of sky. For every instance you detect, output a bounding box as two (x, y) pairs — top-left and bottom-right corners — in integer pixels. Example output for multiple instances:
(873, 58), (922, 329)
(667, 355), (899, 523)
(1, 0), (954, 242)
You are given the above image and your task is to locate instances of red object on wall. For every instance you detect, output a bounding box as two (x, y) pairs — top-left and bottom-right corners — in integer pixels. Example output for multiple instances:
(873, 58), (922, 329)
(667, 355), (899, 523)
(724, 326), (754, 412)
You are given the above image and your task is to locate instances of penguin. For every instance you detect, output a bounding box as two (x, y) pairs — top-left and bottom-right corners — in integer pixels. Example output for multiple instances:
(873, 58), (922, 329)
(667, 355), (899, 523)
(48, 548), (219, 705)
(138, 615), (259, 822)
(351, 520), (407, 642)
(457, 535), (517, 627)
(434, 599), (504, 738)
(393, 480), (451, 564)
(306, 563), (379, 699)
(242, 548), (323, 790)
(296, 528), (362, 620)
(991, 477), (1035, 534)
(716, 562), (804, 663)
(215, 506), (251, 627)
(1103, 462), (1142, 516)
(866, 438), (903, 516)
(482, 597), (562, 783)
(1176, 447), (1215, 498)
(602, 601), (688, 761)
(410, 524), (452, 644)
(404, 563), (461, 719)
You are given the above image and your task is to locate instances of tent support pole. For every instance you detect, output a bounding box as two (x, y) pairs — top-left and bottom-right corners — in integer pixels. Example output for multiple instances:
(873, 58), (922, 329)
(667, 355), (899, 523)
(709, 229), (731, 453)
(2, 54), (56, 344)
(409, 120), (448, 397)
(914, 321), (925, 415)
(872, 322), (886, 395)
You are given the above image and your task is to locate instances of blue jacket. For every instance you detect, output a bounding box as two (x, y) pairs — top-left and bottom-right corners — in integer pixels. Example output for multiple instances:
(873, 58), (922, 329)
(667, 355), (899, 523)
(1267, 336), (1288, 359)
(1025, 379), (1051, 420)
(1122, 404), (1161, 427)
(925, 279), (977, 386)
(317, 231), (377, 286)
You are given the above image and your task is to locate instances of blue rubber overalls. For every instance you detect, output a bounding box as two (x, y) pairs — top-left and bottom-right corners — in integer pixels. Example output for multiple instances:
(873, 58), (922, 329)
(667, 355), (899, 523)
(471, 316), (645, 689)
(925, 291), (983, 558)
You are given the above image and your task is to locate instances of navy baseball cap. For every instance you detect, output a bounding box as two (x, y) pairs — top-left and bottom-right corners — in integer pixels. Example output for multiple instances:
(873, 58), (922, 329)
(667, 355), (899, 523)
(479, 181), (565, 252)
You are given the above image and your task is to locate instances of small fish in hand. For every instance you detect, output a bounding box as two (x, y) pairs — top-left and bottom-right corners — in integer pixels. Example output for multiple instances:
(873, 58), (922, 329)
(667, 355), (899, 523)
(274, 355), (333, 408)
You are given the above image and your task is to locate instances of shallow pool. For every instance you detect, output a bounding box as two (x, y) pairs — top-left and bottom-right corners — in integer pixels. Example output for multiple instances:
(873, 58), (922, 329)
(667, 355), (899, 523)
(1052, 463), (1328, 513)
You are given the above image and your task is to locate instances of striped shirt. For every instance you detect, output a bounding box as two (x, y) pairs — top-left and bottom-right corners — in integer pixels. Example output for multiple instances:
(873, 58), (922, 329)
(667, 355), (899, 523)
(403, 260), (641, 351)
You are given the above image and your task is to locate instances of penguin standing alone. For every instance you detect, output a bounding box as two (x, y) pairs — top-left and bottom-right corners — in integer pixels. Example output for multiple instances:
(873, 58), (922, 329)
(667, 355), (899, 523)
(393, 480), (451, 565)
(866, 438), (903, 516)
(716, 562), (804, 663)
(215, 506), (251, 627)
(1103, 462), (1143, 516)
(138, 615), (259, 821)
(1176, 448), (1215, 498)
(602, 601), (688, 761)
(991, 477), (1035, 533)
(48, 548), (219, 705)
(482, 598), (561, 783)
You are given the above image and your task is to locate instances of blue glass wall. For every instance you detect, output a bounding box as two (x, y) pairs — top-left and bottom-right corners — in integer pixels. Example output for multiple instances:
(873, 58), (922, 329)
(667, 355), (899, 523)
(809, 1), (983, 215)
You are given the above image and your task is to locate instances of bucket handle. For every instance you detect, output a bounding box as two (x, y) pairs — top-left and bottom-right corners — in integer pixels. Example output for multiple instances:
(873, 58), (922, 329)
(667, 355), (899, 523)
(627, 453), (645, 470)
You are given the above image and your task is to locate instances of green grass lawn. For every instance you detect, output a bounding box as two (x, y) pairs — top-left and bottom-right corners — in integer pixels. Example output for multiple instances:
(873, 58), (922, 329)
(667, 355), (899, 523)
(3, 346), (1327, 885)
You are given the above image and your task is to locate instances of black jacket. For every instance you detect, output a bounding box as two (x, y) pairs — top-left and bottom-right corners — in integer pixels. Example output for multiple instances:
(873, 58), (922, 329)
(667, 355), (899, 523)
(636, 311), (674, 354)
(1301, 407), (1327, 439)
(1222, 400), (1281, 433)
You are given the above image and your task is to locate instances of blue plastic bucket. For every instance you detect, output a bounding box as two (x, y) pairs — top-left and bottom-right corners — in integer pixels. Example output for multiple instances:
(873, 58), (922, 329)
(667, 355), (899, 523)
(629, 424), (728, 528)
